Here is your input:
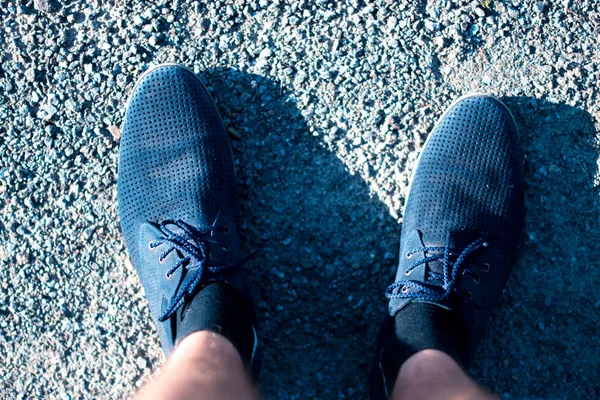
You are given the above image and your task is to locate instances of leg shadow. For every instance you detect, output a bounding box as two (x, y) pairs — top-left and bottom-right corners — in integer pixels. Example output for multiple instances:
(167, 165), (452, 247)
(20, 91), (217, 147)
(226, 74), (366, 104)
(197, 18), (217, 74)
(471, 97), (600, 398)
(202, 69), (399, 399)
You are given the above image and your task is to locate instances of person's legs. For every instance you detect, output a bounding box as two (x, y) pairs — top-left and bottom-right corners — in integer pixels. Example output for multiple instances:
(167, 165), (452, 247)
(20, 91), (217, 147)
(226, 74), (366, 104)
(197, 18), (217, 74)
(134, 332), (259, 400)
(390, 350), (497, 400)
(370, 94), (525, 399)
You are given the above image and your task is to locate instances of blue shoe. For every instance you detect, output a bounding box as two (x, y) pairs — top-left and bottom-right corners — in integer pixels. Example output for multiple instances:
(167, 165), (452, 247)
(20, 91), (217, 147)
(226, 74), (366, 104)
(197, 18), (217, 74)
(118, 64), (258, 372)
(371, 94), (525, 398)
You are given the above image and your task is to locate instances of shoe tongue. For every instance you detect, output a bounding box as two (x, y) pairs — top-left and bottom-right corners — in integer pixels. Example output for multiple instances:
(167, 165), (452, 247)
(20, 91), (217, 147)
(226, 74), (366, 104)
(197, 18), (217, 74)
(423, 230), (482, 275)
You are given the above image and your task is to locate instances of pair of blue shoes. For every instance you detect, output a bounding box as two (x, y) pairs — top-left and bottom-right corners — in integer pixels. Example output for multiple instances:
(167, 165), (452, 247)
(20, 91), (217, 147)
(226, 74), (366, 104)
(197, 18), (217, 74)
(117, 65), (524, 398)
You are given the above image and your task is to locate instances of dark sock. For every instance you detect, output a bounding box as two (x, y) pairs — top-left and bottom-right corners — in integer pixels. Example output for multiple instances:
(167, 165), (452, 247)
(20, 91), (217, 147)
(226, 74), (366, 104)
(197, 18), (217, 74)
(175, 282), (257, 370)
(378, 302), (466, 394)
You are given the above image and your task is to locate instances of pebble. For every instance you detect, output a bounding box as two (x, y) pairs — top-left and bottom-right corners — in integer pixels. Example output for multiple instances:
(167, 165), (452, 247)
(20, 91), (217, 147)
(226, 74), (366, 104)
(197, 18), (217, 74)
(33, 0), (54, 12)
(16, 252), (29, 265)
(434, 36), (446, 48)
(508, 7), (520, 19)
(108, 125), (121, 141)
(25, 68), (36, 83)
(136, 357), (147, 369)
(475, 7), (486, 18)
(424, 20), (440, 32)
(225, 5), (235, 18)
(533, 2), (547, 14)
(259, 48), (272, 59)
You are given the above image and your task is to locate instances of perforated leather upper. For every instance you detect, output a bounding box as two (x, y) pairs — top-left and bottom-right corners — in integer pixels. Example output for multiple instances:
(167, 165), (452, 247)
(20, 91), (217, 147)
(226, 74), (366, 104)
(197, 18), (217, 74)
(388, 95), (525, 362)
(401, 96), (523, 244)
(117, 65), (243, 353)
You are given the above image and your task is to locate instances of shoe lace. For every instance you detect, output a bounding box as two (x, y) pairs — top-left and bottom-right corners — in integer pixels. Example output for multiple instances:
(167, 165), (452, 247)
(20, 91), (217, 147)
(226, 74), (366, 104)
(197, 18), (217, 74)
(149, 219), (242, 322)
(385, 234), (488, 301)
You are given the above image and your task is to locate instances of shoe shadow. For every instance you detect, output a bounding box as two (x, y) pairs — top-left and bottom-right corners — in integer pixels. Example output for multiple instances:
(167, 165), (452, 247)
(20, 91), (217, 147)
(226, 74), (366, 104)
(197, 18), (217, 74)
(202, 68), (399, 399)
(471, 97), (600, 398)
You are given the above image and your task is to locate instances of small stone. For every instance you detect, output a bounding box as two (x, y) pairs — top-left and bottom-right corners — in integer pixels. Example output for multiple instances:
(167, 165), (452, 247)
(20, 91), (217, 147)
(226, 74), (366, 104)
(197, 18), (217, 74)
(33, 0), (54, 12)
(533, 2), (546, 14)
(259, 48), (272, 59)
(424, 20), (440, 32)
(25, 68), (36, 83)
(57, 197), (69, 208)
(227, 127), (241, 139)
(301, 107), (315, 119)
(133, 15), (144, 26)
(83, 225), (97, 241)
(434, 36), (446, 48)
(225, 5), (235, 17)
(84, 64), (93, 74)
(39, 103), (58, 120)
(108, 125), (121, 141)
(548, 165), (561, 174)
(475, 7), (486, 17)
(65, 99), (80, 112)
(16, 252), (30, 266)
(136, 357), (147, 369)
(69, 182), (80, 196)
(507, 7), (519, 19)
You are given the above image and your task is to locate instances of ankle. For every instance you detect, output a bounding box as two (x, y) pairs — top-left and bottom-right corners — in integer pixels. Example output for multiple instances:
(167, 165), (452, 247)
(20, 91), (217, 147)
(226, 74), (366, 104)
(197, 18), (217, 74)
(175, 283), (257, 370)
(391, 349), (497, 400)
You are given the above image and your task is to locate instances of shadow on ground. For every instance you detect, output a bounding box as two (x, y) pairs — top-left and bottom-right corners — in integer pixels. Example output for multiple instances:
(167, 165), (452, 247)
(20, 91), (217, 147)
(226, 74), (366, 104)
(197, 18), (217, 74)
(196, 73), (600, 399)
(203, 69), (399, 399)
(472, 97), (600, 398)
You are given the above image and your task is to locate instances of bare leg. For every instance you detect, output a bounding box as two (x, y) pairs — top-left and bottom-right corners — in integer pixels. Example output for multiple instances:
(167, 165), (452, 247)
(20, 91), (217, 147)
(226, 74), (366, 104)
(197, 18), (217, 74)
(134, 331), (259, 400)
(390, 350), (497, 400)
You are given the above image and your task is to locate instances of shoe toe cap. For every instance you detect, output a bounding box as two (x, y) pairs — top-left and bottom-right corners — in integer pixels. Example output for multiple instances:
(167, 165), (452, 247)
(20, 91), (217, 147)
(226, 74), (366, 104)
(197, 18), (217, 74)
(404, 94), (525, 245)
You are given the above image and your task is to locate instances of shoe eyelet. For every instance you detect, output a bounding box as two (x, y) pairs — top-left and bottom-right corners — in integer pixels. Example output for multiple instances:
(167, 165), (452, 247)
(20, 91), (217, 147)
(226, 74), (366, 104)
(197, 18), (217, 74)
(401, 286), (409, 293)
(222, 244), (231, 252)
(406, 253), (412, 259)
(482, 263), (490, 272)
(404, 270), (410, 276)
(165, 272), (172, 280)
(148, 242), (155, 250)
(159, 257), (165, 264)
(223, 226), (231, 235)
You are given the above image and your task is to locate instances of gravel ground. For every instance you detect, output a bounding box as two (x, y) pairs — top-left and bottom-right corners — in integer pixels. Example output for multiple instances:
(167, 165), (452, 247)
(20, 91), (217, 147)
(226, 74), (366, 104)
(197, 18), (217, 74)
(1, 0), (600, 399)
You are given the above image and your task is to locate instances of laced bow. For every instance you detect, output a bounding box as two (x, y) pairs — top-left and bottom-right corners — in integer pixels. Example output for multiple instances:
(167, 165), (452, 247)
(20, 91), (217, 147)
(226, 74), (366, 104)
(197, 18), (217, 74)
(386, 234), (488, 301)
(149, 220), (240, 321)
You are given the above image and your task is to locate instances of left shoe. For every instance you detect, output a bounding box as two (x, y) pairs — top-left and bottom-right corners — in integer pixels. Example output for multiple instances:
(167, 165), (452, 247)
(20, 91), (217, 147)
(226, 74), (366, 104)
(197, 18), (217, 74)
(117, 64), (259, 374)
(370, 94), (525, 398)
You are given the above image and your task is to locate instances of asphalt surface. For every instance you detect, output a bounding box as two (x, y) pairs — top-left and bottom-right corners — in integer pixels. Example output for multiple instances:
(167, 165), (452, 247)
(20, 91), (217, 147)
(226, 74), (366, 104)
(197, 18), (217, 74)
(1, 0), (599, 399)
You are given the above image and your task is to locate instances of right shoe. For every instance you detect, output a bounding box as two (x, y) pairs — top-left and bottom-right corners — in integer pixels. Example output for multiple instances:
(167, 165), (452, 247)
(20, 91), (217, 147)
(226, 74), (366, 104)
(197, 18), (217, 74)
(117, 64), (259, 375)
(370, 94), (525, 398)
